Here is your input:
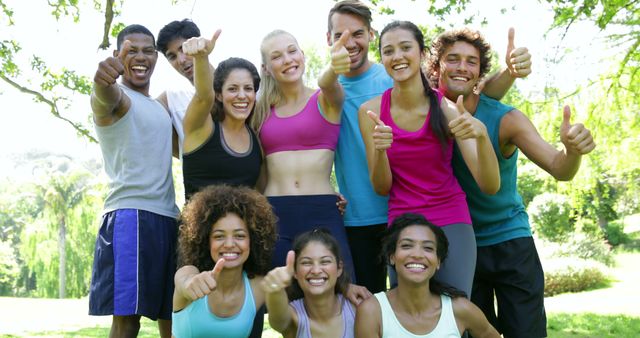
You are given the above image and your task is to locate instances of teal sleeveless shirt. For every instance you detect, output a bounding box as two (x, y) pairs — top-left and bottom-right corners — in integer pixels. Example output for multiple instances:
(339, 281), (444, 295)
(452, 94), (531, 246)
(172, 271), (256, 338)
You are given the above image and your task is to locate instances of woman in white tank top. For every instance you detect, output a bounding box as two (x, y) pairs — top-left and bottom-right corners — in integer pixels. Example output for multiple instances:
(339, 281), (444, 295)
(355, 213), (500, 338)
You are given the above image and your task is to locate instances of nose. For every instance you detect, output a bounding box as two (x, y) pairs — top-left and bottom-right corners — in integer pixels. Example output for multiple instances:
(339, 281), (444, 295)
(178, 52), (188, 64)
(237, 88), (247, 98)
(310, 262), (322, 274)
(222, 235), (234, 248)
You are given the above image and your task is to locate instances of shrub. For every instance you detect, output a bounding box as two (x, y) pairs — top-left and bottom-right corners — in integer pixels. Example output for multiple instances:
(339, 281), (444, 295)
(528, 193), (572, 242)
(543, 258), (609, 297)
(604, 220), (629, 246)
(548, 232), (614, 266)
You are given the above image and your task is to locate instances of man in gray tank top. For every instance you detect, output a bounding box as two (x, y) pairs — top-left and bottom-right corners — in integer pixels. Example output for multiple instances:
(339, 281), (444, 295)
(88, 24), (179, 338)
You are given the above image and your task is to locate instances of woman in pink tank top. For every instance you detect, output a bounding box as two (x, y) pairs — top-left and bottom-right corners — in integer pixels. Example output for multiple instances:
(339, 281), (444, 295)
(358, 21), (500, 298)
(251, 29), (370, 303)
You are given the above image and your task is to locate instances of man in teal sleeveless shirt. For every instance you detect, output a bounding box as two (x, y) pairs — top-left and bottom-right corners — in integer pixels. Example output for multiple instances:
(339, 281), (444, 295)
(429, 28), (596, 337)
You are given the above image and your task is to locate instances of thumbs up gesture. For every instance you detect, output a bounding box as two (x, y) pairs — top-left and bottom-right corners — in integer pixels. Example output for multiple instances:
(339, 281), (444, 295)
(330, 30), (351, 75)
(94, 40), (130, 86)
(367, 110), (393, 151)
(182, 29), (221, 57)
(448, 95), (488, 140)
(560, 106), (595, 155)
(505, 28), (531, 78)
(182, 258), (226, 300)
(262, 251), (296, 294)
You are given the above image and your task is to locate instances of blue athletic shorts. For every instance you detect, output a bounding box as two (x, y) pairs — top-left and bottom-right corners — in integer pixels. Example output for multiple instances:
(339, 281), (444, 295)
(268, 194), (355, 281)
(89, 209), (177, 320)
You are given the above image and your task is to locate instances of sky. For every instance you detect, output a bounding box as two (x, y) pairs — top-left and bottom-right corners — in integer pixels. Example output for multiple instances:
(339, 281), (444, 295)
(0, 0), (621, 177)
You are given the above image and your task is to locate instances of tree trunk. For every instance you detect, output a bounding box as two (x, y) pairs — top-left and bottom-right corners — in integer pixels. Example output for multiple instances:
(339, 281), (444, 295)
(58, 216), (66, 299)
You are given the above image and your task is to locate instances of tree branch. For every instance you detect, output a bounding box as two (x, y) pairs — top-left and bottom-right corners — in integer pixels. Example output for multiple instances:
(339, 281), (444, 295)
(98, 0), (115, 50)
(0, 73), (97, 143)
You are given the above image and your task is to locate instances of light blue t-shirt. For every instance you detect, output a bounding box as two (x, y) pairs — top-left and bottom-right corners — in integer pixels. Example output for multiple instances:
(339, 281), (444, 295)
(452, 94), (531, 246)
(336, 64), (393, 226)
(172, 271), (256, 338)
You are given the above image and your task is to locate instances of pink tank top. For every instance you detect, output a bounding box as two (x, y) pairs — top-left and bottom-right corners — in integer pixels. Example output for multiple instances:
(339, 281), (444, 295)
(260, 90), (340, 156)
(380, 88), (471, 226)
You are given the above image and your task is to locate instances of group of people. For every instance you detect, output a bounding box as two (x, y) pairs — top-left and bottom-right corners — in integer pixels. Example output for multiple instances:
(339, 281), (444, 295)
(87, 1), (595, 337)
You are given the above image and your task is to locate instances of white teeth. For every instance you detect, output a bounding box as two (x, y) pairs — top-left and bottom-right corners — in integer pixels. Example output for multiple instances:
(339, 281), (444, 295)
(452, 76), (468, 81)
(232, 103), (248, 108)
(393, 64), (408, 70)
(348, 50), (359, 57)
(406, 263), (426, 269)
(222, 253), (239, 258)
(308, 278), (326, 285)
(131, 65), (147, 71)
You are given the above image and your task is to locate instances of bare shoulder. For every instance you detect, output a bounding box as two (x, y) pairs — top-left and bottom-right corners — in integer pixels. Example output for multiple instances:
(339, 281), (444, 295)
(360, 95), (382, 114)
(357, 292), (381, 314)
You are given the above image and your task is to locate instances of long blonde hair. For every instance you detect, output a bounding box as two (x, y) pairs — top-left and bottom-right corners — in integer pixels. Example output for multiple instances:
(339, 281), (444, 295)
(252, 29), (299, 132)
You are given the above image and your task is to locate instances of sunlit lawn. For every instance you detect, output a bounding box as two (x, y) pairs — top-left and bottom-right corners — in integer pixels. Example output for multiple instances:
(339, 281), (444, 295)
(4, 312), (639, 337)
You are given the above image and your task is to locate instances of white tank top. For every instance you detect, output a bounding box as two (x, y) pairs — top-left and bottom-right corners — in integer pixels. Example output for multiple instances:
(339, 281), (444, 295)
(374, 292), (460, 338)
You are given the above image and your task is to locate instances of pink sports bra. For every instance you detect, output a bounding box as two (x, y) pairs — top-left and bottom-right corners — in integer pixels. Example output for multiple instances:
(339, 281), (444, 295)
(259, 90), (340, 156)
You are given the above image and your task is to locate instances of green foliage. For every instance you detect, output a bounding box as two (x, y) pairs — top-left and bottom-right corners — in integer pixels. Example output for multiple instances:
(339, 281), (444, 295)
(543, 257), (609, 296)
(553, 232), (615, 266)
(110, 22), (125, 38)
(0, 39), (20, 76)
(548, 313), (640, 337)
(0, 0), (14, 25)
(528, 192), (573, 242)
(604, 220), (630, 246)
(0, 239), (19, 295)
(48, 0), (80, 22)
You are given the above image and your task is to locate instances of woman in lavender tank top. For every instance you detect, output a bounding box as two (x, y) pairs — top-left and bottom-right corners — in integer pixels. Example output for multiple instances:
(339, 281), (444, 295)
(358, 21), (501, 298)
(262, 229), (355, 338)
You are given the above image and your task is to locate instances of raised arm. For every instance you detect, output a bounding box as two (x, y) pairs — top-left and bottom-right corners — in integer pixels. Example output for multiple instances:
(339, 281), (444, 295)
(358, 102), (393, 196)
(317, 30), (350, 123)
(173, 259), (225, 311)
(453, 297), (500, 338)
(182, 30), (221, 144)
(481, 28), (531, 100)
(354, 295), (382, 338)
(261, 251), (298, 335)
(504, 106), (595, 181)
(444, 96), (500, 194)
(91, 40), (132, 126)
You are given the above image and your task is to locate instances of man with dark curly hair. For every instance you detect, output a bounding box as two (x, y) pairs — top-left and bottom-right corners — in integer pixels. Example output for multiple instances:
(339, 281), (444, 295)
(429, 28), (595, 338)
(172, 184), (277, 338)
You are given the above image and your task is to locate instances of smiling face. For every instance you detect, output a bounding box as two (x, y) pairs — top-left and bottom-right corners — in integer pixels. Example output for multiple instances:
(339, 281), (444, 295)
(262, 32), (305, 84)
(294, 241), (343, 296)
(164, 37), (194, 83)
(116, 32), (158, 93)
(380, 28), (425, 83)
(390, 225), (440, 284)
(437, 41), (481, 100)
(328, 12), (374, 77)
(209, 213), (250, 270)
(216, 68), (256, 122)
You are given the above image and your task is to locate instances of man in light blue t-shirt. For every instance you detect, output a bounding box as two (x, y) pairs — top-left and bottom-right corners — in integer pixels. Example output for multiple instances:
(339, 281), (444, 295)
(326, 0), (534, 297)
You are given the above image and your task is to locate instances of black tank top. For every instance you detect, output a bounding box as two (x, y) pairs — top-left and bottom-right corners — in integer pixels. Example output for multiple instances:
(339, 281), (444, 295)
(182, 121), (262, 200)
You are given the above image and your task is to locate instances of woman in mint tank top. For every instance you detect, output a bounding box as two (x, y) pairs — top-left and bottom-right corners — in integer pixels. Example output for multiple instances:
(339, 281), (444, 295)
(172, 185), (276, 338)
(358, 20), (500, 298)
(355, 213), (499, 338)
(262, 229), (356, 338)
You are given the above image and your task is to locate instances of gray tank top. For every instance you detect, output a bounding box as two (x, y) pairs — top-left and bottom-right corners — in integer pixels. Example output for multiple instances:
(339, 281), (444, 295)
(290, 294), (354, 338)
(95, 85), (178, 218)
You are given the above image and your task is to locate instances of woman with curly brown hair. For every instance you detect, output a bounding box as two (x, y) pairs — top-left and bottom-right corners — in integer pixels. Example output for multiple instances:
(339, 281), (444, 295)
(171, 184), (277, 338)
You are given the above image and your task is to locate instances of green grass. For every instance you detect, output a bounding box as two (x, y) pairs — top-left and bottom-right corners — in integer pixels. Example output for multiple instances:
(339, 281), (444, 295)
(547, 313), (640, 337)
(4, 312), (638, 337)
